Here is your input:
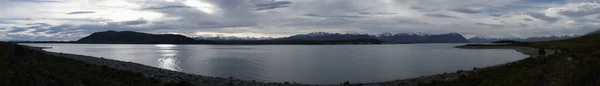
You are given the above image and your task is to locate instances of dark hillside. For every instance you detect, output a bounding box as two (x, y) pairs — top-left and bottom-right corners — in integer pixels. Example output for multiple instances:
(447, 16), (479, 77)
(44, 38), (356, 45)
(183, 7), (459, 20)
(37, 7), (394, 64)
(0, 43), (183, 86)
(77, 31), (201, 44)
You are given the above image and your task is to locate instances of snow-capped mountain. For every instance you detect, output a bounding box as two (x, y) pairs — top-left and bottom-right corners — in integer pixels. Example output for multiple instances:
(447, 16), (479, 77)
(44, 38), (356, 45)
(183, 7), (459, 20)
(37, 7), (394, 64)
(283, 32), (470, 43)
(194, 36), (274, 40)
(377, 32), (469, 43)
(468, 35), (576, 43)
(284, 32), (375, 40)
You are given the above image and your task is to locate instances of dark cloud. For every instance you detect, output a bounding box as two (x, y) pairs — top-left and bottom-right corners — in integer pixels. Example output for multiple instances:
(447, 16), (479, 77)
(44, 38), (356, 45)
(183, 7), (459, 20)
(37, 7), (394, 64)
(374, 12), (397, 15)
(490, 14), (503, 17)
(556, 4), (600, 17)
(410, 6), (438, 12)
(358, 12), (396, 15)
(26, 23), (51, 27)
(527, 12), (559, 23)
(142, 5), (192, 10)
(475, 23), (504, 28)
(522, 18), (533, 22)
(304, 14), (362, 18)
(67, 11), (96, 15)
(44, 24), (74, 34)
(9, 0), (59, 3)
(279, 18), (354, 26)
(396, 19), (428, 24)
(8, 23), (53, 33)
(255, 1), (291, 11)
(450, 8), (482, 14)
(358, 12), (373, 15)
(0, 18), (34, 24)
(519, 23), (530, 27)
(8, 27), (27, 33)
(424, 13), (461, 19)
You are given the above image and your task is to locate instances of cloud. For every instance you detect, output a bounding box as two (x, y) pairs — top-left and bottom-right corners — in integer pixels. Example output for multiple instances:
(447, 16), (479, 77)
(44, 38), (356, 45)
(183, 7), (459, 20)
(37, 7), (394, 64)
(10, 0), (59, 3)
(554, 2), (600, 17)
(519, 23), (530, 27)
(118, 19), (148, 26)
(451, 8), (482, 14)
(66, 11), (96, 15)
(475, 23), (504, 28)
(489, 14), (503, 17)
(303, 14), (362, 18)
(424, 13), (462, 19)
(527, 12), (560, 23)
(142, 5), (192, 10)
(254, 1), (292, 11)
(522, 18), (534, 22)
(3, 0), (600, 40)
(26, 23), (51, 27)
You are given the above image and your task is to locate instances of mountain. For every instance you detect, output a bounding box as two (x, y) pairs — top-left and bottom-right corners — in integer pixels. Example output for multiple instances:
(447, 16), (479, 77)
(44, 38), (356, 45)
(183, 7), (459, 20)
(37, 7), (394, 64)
(77, 31), (470, 44)
(469, 35), (575, 43)
(194, 36), (274, 40)
(283, 32), (376, 40)
(377, 32), (470, 43)
(585, 29), (600, 35)
(278, 32), (470, 43)
(77, 31), (205, 44)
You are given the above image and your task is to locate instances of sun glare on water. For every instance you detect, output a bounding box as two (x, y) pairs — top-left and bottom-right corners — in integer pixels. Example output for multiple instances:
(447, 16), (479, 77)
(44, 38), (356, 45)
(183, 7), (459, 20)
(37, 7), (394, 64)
(155, 44), (181, 71)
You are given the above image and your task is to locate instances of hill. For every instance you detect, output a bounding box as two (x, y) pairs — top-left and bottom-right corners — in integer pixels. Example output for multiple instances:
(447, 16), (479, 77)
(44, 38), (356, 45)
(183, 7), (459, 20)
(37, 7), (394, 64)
(0, 43), (173, 86)
(76, 31), (203, 44)
(426, 34), (600, 86)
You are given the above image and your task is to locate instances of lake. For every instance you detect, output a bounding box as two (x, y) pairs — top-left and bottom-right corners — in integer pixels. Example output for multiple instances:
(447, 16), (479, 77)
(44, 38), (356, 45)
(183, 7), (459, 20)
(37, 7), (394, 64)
(23, 43), (527, 84)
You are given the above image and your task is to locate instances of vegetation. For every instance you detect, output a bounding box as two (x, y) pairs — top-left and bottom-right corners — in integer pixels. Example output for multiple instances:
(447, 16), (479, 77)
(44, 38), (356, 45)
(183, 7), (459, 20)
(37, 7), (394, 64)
(419, 34), (600, 85)
(0, 43), (186, 86)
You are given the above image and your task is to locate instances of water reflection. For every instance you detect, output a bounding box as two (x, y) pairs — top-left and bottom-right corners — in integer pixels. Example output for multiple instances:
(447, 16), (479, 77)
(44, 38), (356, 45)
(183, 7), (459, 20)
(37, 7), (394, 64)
(206, 46), (267, 82)
(156, 44), (182, 71)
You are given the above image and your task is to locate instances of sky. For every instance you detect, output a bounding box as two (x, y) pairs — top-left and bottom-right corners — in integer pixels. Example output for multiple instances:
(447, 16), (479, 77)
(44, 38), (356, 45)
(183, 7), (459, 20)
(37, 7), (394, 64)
(2, 0), (600, 41)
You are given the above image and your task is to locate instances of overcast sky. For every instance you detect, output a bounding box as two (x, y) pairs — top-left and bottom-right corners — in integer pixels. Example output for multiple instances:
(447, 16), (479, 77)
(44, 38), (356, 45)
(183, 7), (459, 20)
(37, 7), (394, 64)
(2, 0), (600, 41)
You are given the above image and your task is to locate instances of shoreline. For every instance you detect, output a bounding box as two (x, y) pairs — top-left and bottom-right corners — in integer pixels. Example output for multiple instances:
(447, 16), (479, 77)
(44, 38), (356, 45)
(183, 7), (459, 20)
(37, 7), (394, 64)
(359, 44), (554, 85)
(23, 44), (548, 86)
(25, 45), (311, 86)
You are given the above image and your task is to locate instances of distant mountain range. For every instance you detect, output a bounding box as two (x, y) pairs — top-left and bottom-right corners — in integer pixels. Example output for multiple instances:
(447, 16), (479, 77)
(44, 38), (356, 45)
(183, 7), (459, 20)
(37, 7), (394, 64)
(194, 36), (274, 41)
(468, 35), (577, 43)
(585, 29), (600, 35)
(78, 31), (471, 44)
(283, 32), (470, 43)
(376, 32), (470, 43)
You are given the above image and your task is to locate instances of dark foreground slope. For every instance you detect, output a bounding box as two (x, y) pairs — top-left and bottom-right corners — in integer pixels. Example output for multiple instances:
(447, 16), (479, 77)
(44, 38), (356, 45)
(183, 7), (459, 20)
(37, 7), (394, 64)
(0, 43), (171, 86)
(422, 34), (600, 86)
(0, 43), (315, 86)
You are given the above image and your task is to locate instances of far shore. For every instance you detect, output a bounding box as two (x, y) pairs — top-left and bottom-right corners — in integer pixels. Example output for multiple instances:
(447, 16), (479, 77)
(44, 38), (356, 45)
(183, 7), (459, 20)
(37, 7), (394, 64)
(455, 44), (558, 57)
(21, 43), (552, 86)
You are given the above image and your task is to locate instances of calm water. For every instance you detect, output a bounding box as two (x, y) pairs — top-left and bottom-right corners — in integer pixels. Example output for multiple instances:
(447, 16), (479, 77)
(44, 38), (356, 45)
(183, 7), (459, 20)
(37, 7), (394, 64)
(24, 43), (527, 84)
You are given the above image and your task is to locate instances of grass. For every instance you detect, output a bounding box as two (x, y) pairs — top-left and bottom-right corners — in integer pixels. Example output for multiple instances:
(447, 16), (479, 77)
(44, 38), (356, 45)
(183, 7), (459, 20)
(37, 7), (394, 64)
(0, 43), (187, 86)
(420, 34), (600, 86)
